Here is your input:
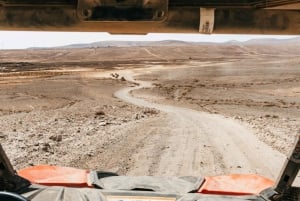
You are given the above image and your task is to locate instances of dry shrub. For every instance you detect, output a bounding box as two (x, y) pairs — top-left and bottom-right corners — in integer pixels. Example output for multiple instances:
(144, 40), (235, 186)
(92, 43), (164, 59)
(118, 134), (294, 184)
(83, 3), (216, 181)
(143, 108), (159, 115)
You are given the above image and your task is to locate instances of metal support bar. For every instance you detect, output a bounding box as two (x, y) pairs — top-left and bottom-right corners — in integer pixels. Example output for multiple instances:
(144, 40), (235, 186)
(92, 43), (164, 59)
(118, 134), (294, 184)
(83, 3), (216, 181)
(0, 144), (30, 192)
(261, 133), (300, 200)
(274, 134), (300, 194)
(199, 8), (215, 34)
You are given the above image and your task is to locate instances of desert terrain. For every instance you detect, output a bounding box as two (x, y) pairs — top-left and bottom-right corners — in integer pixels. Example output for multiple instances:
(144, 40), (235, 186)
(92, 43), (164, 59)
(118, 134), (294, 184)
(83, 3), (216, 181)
(0, 39), (299, 185)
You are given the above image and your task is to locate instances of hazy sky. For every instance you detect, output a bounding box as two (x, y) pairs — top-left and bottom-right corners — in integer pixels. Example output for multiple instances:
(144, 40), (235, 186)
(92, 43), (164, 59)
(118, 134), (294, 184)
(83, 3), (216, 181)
(0, 31), (297, 49)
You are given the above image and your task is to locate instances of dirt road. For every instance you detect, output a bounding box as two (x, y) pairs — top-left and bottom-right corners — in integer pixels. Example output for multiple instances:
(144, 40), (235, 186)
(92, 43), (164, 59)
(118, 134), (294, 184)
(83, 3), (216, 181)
(114, 70), (285, 179)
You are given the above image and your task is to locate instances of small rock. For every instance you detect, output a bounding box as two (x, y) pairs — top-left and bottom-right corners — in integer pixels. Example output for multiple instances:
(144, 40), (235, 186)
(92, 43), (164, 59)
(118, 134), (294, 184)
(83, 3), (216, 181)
(28, 134), (35, 138)
(49, 135), (62, 142)
(237, 165), (242, 168)
(42, 143), (51, 152)
(99, 121), (108, 126)
(95, 111), (105, 116)
(0, 132), (6, 139)
(120, 77), (126, 81)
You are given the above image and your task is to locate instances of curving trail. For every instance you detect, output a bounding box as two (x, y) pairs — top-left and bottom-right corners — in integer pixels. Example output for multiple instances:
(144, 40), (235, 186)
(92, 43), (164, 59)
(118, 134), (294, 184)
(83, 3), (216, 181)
(114, 72), (286, 179)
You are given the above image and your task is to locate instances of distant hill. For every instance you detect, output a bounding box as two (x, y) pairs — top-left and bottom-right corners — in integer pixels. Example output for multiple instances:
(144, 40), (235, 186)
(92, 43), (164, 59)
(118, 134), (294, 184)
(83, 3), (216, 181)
(53, 40), (198, 49)
(244, 37), (300, 45)
(30, 37), (300, 49)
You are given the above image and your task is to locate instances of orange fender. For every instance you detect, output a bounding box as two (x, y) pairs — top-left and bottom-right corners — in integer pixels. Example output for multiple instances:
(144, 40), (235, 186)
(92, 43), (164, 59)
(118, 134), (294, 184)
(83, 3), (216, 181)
(18, 165), (91, 188)
(19, 166), (274, 195)
(198, 174), (274, 195)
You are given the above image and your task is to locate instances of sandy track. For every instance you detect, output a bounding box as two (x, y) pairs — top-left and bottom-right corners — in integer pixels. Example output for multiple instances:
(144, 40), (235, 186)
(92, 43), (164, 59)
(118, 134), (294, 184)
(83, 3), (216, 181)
(114, 72), (286, 179)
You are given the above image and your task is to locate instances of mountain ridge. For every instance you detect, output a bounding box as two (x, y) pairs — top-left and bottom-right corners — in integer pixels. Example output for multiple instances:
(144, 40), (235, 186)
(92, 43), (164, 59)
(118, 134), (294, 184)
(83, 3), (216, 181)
(30, 37), (300, 49)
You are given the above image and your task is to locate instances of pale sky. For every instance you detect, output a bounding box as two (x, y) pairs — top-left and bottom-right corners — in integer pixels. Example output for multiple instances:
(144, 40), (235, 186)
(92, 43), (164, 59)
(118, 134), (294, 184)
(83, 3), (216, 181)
(0, 31), (298, 49)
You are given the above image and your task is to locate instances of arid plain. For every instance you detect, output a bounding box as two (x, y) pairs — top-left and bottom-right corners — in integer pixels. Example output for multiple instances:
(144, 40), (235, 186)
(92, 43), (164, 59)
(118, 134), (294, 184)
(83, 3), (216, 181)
(0, 39), (299, 184)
